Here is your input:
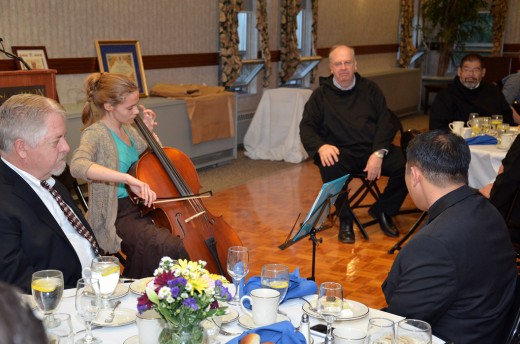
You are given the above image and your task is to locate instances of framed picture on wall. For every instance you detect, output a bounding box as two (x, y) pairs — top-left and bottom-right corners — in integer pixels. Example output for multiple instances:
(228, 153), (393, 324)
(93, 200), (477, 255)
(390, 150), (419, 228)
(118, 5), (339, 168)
(95, 40), (148, 97)
(11, 46), (49, 70)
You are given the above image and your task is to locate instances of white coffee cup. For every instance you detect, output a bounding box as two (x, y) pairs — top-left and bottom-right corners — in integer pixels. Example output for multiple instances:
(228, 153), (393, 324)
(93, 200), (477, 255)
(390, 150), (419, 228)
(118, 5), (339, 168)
(333, 327), (367, 344)
(460, 127), (472, 139)
(498, 133), (514, 149)
(240, 288), (280, 326)
(449, 121), (464, 135)
(136, 309), (164, 344)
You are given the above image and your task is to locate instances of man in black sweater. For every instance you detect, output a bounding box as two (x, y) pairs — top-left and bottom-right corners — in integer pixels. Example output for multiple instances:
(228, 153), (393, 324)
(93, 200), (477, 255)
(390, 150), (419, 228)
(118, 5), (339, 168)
(429, 53), (517, 130)
(300, 45), (408, 243)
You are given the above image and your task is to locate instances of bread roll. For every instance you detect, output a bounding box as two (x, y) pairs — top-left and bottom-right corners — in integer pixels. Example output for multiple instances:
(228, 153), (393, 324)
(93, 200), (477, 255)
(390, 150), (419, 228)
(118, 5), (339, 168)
(240, 333), (260, 344)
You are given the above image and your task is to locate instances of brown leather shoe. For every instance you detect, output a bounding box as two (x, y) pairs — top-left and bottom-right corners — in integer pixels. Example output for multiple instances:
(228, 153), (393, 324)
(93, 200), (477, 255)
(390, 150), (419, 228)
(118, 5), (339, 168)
(338, 218), (355, 244)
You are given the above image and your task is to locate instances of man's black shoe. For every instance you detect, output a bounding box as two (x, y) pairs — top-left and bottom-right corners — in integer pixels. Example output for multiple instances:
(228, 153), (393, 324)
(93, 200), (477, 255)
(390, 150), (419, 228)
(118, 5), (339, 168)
(338, 218), (355, 244)
(368, 209), (399, 237)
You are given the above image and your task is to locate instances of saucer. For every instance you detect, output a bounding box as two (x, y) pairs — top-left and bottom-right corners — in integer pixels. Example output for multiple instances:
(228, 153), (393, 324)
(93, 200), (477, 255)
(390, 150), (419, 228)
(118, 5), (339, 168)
(123, 335), (139, 344)
(93, 307), (137, 327)
(129, 277), (154, 295)
(238, 313), (290, 329)
(221, 308), (239, 324)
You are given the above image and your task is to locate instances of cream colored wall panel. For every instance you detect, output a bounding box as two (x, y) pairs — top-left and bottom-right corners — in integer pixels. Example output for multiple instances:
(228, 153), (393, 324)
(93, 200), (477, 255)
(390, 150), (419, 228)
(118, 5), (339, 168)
(504, 0), (520, 44)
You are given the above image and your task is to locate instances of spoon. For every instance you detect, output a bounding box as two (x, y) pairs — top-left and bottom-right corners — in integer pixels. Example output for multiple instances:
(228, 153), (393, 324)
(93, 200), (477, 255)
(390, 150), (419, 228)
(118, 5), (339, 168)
(104, 300), (121, 323)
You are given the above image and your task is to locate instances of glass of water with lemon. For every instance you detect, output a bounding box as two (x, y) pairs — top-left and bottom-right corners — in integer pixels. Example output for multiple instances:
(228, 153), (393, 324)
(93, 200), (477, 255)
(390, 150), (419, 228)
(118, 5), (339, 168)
(261, 264), (290, 303)
(84, 256), (120, 307)
(31, 269), (64, 328)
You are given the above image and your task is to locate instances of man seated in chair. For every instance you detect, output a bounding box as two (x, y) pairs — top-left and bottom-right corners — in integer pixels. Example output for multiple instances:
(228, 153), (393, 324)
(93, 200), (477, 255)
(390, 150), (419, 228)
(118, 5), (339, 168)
(0, 94), (102, 293)
(300, 44), (408, 243)
(383, 130), (517, 343)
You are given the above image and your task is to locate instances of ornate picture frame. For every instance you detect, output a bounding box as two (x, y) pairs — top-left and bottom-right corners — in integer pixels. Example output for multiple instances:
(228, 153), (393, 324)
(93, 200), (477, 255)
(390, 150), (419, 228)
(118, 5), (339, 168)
(95, 40), (148, 97)
(11, 46), (49, 70)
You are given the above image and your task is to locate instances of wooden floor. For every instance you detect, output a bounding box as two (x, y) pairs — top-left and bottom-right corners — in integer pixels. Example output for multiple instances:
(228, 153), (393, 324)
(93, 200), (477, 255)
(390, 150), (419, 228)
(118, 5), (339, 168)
(203, 158), (422, 310)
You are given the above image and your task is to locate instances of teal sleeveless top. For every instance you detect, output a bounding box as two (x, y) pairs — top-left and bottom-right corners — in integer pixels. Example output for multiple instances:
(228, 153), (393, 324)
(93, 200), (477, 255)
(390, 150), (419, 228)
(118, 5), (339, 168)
(110, 128), (139, 199)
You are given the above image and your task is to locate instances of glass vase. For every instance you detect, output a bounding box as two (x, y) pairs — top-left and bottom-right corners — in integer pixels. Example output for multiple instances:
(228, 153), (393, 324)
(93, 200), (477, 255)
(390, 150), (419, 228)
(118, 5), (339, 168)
(159, 322), (204, 344)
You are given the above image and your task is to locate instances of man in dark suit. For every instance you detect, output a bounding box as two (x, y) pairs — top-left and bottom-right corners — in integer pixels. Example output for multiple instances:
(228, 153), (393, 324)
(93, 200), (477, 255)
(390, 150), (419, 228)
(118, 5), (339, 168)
(0, 94), (101, 293)
(382, 130), (517, 343)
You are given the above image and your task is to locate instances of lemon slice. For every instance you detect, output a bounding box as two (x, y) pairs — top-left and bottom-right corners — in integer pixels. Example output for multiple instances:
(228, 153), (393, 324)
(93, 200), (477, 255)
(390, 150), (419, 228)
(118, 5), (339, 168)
(31, 279), (58, 293)
(101, 265), (120, 277)
(269, 281), (289, 289)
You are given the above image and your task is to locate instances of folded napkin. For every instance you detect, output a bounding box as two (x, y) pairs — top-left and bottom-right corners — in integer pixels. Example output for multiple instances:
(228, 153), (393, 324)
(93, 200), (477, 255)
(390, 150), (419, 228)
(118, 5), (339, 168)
(225, 320), (306, 344)
(242, 268), (317, 306)
(465, 134), (498, 145)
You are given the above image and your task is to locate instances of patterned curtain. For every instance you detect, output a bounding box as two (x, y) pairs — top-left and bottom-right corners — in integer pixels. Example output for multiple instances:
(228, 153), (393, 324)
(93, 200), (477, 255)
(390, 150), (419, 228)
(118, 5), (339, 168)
(490, 0), (509, 56)
(256, 0), (271, 87)
(219, 0), (243, 87)
(280, 0), (302, 84)
(398, 0), (416, 67)
(310, 0), (319, 83)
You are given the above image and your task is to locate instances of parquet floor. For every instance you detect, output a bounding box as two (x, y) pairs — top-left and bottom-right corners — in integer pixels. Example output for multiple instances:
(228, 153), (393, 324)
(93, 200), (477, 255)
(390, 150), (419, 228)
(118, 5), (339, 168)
(203, 158), (422, 310)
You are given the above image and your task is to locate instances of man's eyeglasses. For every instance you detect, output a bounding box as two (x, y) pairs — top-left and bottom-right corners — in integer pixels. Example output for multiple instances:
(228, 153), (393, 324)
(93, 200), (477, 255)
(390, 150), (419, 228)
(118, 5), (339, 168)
(461, 68), (482, 74)
(332, 61), (354, 67)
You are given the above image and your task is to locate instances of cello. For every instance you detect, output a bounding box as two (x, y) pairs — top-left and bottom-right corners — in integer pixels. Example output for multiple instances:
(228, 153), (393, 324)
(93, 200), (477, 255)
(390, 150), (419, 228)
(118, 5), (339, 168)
(128, 112), (243, 279)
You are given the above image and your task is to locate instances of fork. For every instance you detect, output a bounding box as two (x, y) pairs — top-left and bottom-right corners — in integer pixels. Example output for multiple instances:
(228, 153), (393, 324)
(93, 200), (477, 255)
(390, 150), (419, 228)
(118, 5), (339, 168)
(104, 300), (121, 323)
(219, 328), (241, 336)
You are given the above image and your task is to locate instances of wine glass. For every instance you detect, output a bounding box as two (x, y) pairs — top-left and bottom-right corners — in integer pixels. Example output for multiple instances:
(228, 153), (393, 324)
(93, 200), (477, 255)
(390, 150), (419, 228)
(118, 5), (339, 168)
(260, 264), (290, 304)
(75, 278), (102, 344)
(317, 282), (343, 344)
(366, 317), (395, 344)
(88, 256), (120, 308)
(31, 269), (64, 328)
(227, 246), (249, 304)
(396, 319), (432, 344)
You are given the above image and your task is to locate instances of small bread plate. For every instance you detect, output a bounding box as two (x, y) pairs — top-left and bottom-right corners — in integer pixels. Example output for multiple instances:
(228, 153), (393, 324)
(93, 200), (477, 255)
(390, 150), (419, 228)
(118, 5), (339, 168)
(108, 283), (129, 299)
(93, 307), (137, 327)
(302, 298), (369, 321)
(123, 335), (139, 344)
(129, 277), (154, 295)
(238, 314), (290, 330)
(221, 308), (239, 324)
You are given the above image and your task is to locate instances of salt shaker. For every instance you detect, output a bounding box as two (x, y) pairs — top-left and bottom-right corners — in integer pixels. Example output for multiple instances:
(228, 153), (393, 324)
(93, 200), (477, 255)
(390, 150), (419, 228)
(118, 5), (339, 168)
(299, 313), (310, 344)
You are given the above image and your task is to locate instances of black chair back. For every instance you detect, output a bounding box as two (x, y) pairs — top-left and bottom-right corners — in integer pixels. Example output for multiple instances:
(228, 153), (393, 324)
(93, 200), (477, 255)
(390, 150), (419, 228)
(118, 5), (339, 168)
(501, 275), (520, 344)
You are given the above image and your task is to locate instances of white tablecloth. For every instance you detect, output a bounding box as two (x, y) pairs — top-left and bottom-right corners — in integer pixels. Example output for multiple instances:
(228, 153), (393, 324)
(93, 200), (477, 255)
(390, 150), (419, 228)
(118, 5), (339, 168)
(244, 88), (312, 163)
(468, 145), (508, 189)
(49, 285), (445, 343)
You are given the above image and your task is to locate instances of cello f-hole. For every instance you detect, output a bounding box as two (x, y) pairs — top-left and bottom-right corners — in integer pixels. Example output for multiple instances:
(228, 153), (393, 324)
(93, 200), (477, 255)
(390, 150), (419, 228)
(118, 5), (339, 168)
(175, 213), (186, 239)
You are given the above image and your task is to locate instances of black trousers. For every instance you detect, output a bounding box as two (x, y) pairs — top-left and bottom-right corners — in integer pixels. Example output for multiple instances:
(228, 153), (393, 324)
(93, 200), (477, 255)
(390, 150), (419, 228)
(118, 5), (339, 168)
(115, 197), (190, 278)
(314, 145), (408, 221)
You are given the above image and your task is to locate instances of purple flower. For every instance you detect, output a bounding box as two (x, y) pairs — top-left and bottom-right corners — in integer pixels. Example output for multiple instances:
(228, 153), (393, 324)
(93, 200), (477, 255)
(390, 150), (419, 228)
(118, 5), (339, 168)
(183, 297), (198, 311)
(170, 286), (180, 298)
(137, 294), (152, 314)
(167, 276), (187, 288)
(210, 299), (219, 310)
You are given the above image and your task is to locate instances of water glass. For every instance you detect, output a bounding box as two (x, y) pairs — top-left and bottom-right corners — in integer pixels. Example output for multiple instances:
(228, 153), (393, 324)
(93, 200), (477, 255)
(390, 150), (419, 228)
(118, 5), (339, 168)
(75, 278), (101, 344)
(83, 256), (120, 307)
(491, 114), (503, 130)
(467, 112), (479, 127)
(479, 117), (491, 134)
(396, 319), (432, 344)
(260, 264), (290, 303)
(317, 282), (343, 344)
(200, 314), (222, 344)
(366, 317), (395, 344)
(31, 269), (64, 328)
(46, 313), (74, 344)
(227, 246), (249, 304)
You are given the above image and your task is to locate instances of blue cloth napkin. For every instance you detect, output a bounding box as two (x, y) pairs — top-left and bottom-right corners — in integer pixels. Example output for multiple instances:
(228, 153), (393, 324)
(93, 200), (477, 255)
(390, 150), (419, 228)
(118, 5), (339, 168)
(225, 320), (306, 344)
(242, 268), (317, 308)
(465, 134), (498, 145)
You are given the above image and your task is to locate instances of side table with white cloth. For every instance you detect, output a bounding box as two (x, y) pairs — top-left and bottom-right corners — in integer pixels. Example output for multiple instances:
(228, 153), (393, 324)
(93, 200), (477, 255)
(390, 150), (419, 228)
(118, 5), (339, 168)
(468, 145), (508, 189)
(43, 282), (446, 343)
(244, 88), (313, 163)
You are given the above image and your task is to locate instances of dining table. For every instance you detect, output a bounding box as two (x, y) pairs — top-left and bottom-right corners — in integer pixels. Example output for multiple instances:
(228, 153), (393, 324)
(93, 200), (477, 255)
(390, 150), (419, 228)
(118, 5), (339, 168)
(41, 279), (446, 344)
(468, 144), (508, 189)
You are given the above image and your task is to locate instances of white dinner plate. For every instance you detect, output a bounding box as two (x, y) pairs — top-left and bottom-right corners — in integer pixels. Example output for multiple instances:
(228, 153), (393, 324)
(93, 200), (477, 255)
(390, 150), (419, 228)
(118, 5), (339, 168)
(93, 307), (137, 327)
(123, 335), (139, 344)
(221, 308), (239, 324)
(238, 313), (290, 330)
(129, 277), (154, 295)
(302, 298), (369, 321)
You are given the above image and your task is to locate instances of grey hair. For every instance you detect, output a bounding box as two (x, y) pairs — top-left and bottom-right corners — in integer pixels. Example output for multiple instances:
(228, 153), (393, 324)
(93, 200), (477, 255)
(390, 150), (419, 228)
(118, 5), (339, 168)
(0, 94), (66, 152)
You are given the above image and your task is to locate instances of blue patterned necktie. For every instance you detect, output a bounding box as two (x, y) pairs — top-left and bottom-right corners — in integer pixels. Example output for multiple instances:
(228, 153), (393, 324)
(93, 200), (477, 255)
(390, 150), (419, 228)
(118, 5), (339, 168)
(41, 180), (102, 256)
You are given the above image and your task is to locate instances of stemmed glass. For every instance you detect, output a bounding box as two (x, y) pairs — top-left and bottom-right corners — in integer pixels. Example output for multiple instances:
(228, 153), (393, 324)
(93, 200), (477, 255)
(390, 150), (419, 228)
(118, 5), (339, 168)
(260, 264), (290, 304)
(317, 282), (343, 344)
(86, 256), (120, 308)
(75, 278), (102, 344)
(31, 269), (64, 328)
(396, 319), (432, 344)
(227, 246), (249, 304)
(366, 318), (395, 344)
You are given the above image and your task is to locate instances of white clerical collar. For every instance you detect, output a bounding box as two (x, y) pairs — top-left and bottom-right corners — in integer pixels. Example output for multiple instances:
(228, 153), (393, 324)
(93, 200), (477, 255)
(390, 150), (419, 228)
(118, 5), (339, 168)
(333, 77), (356, 91)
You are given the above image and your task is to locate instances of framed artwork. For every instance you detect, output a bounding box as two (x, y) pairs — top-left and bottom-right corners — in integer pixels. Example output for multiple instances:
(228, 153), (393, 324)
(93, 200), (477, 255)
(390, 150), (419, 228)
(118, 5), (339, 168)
(95, 40), (148, 97)
(11, 46), (49, 70)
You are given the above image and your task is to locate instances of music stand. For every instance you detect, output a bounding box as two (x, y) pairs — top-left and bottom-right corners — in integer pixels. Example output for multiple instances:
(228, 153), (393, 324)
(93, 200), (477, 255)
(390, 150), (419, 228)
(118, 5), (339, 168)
(279, 174), (349, 281)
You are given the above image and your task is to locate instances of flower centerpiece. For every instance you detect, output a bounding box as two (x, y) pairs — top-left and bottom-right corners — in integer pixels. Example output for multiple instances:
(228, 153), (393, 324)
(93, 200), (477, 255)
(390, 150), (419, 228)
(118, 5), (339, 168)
(137, 257), (232, 344)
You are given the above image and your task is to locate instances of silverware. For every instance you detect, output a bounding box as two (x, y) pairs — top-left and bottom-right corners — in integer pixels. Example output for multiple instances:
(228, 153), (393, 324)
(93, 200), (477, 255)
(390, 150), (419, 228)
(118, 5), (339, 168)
(299, 297), (317, 312)
(219, 328), (241, 336)
(104, 300), (121, 323)
(75, 325), (101, 335)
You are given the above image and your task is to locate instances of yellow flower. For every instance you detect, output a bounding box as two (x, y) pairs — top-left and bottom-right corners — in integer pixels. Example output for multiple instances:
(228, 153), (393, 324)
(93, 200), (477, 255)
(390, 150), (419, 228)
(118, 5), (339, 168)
(190, 274), (210, 294)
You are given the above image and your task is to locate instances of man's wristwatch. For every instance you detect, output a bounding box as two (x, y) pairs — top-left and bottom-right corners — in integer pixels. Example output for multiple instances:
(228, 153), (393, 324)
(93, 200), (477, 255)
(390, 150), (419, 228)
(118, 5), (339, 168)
(374, 150), (385, 159)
